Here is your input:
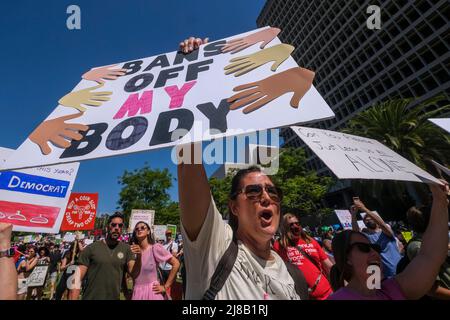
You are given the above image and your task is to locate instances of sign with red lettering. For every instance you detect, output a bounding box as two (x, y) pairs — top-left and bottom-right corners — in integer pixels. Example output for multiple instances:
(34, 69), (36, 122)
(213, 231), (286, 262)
(2, 27), (334, 171)
(60, 193), (98, 231)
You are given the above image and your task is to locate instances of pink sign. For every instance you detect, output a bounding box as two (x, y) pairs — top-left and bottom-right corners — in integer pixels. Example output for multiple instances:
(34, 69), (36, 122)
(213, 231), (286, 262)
(0, 200), (60, 228)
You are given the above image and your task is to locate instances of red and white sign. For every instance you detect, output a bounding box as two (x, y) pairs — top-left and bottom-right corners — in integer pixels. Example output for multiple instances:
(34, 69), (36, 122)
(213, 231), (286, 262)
(60, 193), (98, 231)
(0, 200), (60, 228)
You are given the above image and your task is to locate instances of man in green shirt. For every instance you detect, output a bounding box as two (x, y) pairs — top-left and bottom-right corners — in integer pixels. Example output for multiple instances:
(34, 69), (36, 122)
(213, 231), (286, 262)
(70, 212), (140, 300)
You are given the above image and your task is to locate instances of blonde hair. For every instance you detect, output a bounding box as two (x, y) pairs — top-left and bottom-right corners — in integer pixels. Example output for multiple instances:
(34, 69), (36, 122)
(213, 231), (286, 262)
(279, 213), (313, 249)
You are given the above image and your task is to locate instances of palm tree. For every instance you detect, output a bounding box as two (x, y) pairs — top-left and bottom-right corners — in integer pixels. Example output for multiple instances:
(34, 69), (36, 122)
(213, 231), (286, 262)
(343, 95), (450, 169)
(342, 95), (450, 212)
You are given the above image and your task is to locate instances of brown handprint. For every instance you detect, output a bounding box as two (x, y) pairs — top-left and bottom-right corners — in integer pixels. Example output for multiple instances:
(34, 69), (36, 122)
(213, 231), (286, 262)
(29, 112), (89, 155)
(222, 27), (281, 54)
(58, 83), (112, 112)
(82, 64), (127, 84)
(224, 44), (294, 77)
(227, 67), (315, 114)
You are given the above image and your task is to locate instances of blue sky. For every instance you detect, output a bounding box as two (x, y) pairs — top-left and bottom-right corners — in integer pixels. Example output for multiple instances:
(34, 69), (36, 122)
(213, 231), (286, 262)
(0, 0), (267, 215)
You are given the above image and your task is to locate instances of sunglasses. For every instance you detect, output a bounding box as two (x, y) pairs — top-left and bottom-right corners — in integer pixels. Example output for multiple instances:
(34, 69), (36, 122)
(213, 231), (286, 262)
(110, 223), (124, 228)
(134, 226), (147, 232)
(233, 184), (282, 203)
(289, 222), (300, 227)
(349, 242), (381, 254)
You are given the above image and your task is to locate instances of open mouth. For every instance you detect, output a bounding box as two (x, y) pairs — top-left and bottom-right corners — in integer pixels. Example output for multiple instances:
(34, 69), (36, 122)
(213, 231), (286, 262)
(259, 210), (273, 226)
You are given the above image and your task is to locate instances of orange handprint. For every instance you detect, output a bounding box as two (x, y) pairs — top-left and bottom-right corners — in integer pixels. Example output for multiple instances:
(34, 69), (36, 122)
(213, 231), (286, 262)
(29, 112), (89, 155)
(222, 27), (281, 54)
(227, 67), (315, 114)
(82, 64), (127, 84)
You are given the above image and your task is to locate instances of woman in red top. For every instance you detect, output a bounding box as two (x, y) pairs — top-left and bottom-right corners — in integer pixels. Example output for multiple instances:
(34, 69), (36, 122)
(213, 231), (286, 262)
(274, 213), (334, 299)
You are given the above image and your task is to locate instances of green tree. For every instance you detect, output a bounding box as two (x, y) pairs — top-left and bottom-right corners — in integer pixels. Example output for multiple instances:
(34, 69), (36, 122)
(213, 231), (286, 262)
(343, 96), (450, 169)
(117, 166), (176, 228)
(208, 148), (333, 223)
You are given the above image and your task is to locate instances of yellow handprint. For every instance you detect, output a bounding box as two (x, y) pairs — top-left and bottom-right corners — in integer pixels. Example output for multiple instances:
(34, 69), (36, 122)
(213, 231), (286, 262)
(224, 43), (294, 77)
(58, 83), (112, 112)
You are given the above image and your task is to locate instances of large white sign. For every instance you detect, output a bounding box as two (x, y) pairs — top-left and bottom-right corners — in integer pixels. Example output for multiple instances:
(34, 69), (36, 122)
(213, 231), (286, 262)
(129, 209), (155, 233)
(291, 126), (440, 184)
(27, 265), (49, 287)
(2, 27), (334, 171)
(0, 148), (79, 233)
(429, 118), (450, 134)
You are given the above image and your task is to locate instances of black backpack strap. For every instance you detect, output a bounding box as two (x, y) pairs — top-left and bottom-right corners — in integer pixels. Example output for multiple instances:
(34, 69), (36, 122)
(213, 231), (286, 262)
(203, 239), (238, 300)
(284, 261), (309, 300)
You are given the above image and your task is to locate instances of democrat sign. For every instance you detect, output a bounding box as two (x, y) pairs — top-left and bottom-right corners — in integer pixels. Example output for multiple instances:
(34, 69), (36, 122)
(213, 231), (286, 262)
(2, 27), (334, 171)
(0, 148), (79, 233)
(291, 126), (441, 184)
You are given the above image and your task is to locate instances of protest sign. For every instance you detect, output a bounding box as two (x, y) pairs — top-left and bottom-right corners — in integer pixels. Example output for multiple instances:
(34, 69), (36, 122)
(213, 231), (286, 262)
(431, 160), (450, 178)
(2, 27), (334, 171)
(63, 233), (76, 242)
(154, 225), (167, 241)
(24, 235), (33, 243)
(429, 118), (450, 134)
(60, 193), (98, 231)
(334, 210), (352, 230)
(0, 147), (79, 233)
(167, 224), (177, 236)
(291, 126), (440, 184)
(27, 265), (49, 287)
(128, 209), (155, 233)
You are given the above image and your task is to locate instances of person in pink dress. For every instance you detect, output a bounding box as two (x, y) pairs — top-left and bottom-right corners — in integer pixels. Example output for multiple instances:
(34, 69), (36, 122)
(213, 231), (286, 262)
(131, 221), (180, 300)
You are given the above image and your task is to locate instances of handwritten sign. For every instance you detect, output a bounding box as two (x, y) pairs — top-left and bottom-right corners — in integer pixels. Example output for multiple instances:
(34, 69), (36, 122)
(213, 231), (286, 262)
(128, 209), (155, 233)
(0, 148), (79, 233)
(27, 265), (49, 287)
(167, 224), (177, 236)
(2, 27), (334, 171)
(60, 193), (98, 231)
(291, 126), (440, 184)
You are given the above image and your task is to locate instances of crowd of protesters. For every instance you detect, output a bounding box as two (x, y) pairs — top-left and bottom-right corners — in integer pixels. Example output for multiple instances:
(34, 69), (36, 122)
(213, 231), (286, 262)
(0, 38), (449, 301)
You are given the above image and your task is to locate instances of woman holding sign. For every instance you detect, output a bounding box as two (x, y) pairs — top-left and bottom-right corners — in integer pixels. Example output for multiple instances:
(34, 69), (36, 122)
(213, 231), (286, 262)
(130, 221), (180, 300)
(328, 181), (449, 300)
(17, 246), (38, 300)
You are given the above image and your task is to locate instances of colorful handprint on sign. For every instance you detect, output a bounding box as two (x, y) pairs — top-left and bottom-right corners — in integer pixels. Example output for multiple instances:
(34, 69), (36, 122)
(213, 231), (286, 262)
(224, 44), (294, 77)
(227, 67), (315, 114)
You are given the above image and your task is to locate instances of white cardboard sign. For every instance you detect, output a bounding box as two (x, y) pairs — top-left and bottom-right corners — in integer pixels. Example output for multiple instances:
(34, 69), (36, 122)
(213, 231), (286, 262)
(291, 126), (440, 184)
(2, 27), (334, 171)
(129, 209), (155, 233)
(429, 118), (450, 134)
(27, 265), (49, 287)
(0, 147), (79, 233)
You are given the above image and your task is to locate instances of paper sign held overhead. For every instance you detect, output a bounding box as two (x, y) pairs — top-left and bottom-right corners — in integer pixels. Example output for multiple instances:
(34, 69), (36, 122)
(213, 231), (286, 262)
(0, 148), (79, 233)
(291, 126), (440, 184)
(2, 27), (334, 171)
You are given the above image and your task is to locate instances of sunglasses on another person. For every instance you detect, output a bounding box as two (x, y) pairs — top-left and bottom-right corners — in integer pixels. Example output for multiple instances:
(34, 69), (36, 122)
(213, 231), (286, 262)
(289, 221), (301, 227)
(134, 225), (148, 232)
(233, 184), (283, 203)
(110, 223), (124, 228)
(349, 242), (381, 254)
